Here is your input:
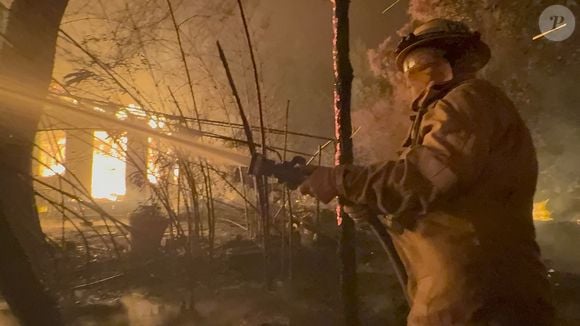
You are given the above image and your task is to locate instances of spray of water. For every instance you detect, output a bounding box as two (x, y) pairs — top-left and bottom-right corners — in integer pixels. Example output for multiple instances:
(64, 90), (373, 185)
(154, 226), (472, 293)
(0, 85), (252, 167)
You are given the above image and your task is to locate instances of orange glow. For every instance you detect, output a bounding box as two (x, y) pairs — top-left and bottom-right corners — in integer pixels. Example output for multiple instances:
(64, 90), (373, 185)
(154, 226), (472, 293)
(148, 114), (167, 129)
(172, 164), (179, 180)
(91, 131), (127, 201)
(35, 130), (66, 177)
(147, 137), (160, 184)
(146, 138), (179, 184)
(533, 199), (553, 221)
(126, 103), (147, 118)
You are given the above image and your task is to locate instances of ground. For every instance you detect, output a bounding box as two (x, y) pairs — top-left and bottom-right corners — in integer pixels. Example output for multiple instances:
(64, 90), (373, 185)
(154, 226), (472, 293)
(0, 206), (579, 325)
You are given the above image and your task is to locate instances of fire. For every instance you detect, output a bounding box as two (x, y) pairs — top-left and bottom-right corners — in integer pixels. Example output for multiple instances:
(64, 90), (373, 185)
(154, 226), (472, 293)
(35, 130), (66, 177)
(533, 199), (553, 221)
(147, 115), (166, 130)
(91, 131), (127, 201)
(147, 137), (160, 184)
(146, 136), (181, 185)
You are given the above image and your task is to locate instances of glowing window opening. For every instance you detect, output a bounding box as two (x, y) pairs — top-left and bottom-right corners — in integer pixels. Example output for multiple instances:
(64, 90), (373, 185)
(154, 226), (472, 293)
(91, 131), (127, 201)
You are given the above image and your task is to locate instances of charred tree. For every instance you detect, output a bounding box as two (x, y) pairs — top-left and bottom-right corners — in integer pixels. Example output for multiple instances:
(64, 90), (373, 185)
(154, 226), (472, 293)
(332, 0), (359, 325)
(0, 0), (69, 259)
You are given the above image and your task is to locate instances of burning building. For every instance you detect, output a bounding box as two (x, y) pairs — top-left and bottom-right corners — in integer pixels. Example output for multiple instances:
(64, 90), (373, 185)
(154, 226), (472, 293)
(32, 100), (172, 220)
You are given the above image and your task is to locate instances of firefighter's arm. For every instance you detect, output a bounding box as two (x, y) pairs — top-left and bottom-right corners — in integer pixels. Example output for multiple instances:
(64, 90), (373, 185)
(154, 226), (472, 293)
(333, 85), (494, 217)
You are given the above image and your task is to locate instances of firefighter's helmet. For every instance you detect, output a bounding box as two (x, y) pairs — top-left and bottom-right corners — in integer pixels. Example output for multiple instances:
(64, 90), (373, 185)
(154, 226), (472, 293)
(395, 19), (491, 73)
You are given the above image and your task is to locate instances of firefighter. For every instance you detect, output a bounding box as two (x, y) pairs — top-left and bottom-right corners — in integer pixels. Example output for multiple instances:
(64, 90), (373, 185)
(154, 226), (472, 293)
(300, 19), (554, 325)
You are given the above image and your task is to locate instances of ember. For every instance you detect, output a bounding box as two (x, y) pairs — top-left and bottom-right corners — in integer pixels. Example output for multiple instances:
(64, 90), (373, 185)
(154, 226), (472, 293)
(534, 199), (553, 221)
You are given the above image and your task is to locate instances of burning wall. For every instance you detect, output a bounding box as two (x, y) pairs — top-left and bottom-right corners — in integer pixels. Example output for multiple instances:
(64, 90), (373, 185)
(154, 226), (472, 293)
(34, 128), (160, 208)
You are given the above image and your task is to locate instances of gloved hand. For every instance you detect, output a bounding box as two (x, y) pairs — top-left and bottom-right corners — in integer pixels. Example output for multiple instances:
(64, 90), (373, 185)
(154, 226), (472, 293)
(343, 205), (372, 223)
(299, 166), (338, 204)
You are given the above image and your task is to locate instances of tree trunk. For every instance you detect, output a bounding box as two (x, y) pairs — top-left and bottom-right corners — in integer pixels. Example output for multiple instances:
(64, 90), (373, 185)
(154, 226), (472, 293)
(0, 0), (68, 260)
(0, 205), (63, 325)
(331, 0), (359, 325)
(0, 0), (68, 324)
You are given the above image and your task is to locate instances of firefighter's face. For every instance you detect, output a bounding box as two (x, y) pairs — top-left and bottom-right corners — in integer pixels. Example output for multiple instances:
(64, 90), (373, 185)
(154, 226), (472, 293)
(403, 47), (453, 95)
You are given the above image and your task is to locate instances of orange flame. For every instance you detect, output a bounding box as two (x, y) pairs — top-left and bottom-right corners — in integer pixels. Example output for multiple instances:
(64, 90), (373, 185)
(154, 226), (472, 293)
(533, 199), (552, 221)
(35, 130), (66, 177)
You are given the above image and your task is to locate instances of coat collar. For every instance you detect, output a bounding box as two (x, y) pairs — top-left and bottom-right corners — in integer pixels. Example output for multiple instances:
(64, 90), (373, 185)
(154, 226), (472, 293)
(401, 76), (476, 149)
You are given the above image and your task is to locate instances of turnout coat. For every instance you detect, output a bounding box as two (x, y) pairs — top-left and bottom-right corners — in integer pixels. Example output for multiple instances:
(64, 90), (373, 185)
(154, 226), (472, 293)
(335, 78), (554, 325)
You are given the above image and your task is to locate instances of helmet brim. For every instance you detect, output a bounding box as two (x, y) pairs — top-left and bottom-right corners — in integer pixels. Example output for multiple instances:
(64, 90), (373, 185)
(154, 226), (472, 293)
(395, 34), (491, 72)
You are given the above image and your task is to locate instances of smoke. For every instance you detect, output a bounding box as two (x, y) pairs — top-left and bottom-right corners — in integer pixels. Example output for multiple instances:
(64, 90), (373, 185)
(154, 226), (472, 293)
(350, 37), (411, 164)
(121, 293), (180, 326)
